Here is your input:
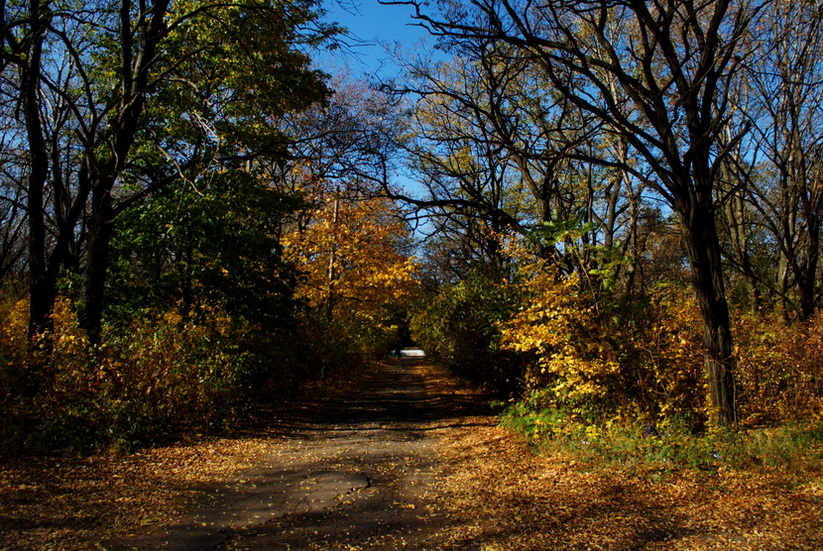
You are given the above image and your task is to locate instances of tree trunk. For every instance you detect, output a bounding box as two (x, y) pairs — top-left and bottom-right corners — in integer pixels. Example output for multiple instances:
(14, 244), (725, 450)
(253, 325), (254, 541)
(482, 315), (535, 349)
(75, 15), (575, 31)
(679, 204), (738, 426)
(74, 0), (171, 343)
(326, 192), (340, 320)
(21, 0), (53, 338)
(797, 216), (820, 321)
(79, 196), (116, 345)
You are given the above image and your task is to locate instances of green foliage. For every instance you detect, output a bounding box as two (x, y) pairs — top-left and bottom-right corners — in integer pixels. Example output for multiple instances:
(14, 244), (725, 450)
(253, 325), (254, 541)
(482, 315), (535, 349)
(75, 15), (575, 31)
(500, 394), (823, 471)
(108, 170), (302, 329)
(134, 0), (333, 170)
(528, 218), (627, 291)
(410, 271), (520, 388)
(529, 217), (597, 248)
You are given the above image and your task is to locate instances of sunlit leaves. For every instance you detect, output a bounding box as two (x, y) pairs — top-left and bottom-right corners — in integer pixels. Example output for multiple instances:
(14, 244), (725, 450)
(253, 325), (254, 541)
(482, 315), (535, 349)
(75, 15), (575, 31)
(499, 259), (619, 403)
(283, 193), (418, 353)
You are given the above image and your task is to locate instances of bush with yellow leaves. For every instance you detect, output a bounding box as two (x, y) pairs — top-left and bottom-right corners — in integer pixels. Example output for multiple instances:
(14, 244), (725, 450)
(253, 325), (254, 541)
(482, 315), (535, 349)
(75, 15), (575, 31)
(1, 298), (261, 454)
(499, 256), (822, 441)
(735, 311), (823, 424)
(612, 284), (707, 427)
(499, 261), (620, 410)
(497, 243), (709, 430)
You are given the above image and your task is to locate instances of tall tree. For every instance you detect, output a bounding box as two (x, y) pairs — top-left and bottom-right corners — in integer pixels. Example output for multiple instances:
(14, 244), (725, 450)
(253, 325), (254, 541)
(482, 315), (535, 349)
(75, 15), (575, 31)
(0, 0), (333, 342)
(743, 0), (823, 320)
(403, 0), (757, 424)
(283, 192), (418, 353)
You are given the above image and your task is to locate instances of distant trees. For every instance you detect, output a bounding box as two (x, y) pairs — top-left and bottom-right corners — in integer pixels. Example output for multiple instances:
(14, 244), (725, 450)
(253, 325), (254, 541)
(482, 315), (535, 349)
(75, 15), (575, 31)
(283, 192), (418, 356)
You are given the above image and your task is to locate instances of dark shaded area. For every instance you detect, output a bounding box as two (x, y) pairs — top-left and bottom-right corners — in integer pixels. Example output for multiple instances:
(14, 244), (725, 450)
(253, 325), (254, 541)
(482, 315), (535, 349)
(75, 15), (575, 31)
(278, 357), (492, 429)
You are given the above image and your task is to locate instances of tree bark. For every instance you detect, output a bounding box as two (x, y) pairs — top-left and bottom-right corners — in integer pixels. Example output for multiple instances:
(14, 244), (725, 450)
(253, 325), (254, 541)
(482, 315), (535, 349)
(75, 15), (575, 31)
(724, 188), (761, 313)
(20, 0), (53, 338)
(679, 201), (738, 426)
(796, 218), (820, 321)
(79, 198), (116, 345)
(77, 0), (170, 341)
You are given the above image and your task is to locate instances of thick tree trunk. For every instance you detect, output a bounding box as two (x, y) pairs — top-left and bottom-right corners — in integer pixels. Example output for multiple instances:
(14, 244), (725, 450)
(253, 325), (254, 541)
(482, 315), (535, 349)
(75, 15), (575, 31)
(26, 155), (55, 339)
(679, 205), (738, 426)
(21, 0), (53, 338)
(79, 193), (116, 345)
(75, 0), (171, 343)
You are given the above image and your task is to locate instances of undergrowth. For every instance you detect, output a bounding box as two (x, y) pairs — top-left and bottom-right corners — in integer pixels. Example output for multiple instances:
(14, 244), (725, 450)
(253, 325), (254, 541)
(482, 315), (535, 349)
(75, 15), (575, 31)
(0, 298), (322, 455)
(0, 290), (390, 456)
(498, 399), (823, 473)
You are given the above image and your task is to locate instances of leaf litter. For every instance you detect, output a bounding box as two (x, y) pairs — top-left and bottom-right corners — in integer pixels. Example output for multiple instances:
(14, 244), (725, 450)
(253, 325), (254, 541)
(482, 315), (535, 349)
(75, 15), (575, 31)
(1, 361), (821, 550)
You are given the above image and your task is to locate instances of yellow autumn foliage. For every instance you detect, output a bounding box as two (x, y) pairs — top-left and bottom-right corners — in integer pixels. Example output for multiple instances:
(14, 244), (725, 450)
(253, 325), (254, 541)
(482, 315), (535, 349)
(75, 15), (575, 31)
(735, 311), (823, 423)
(621, 285), (707, 424)
(500, 259), (619, 404)
(283, 194), (418, 354)
(0, 295), (270, 452)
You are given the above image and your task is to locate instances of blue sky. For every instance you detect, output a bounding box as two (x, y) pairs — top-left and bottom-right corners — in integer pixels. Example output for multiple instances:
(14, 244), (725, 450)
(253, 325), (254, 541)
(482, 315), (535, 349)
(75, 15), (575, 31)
(317, 1), (438, 216)
(320, 0), (432, 79)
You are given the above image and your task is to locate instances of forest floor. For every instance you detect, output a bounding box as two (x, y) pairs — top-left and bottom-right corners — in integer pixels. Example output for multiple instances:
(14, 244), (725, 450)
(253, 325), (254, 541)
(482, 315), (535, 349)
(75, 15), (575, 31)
(1, 357), (822, 550)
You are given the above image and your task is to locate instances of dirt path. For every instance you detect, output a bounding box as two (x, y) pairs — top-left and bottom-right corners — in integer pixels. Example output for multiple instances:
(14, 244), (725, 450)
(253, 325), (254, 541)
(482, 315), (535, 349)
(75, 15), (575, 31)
(109, 357), (492, 550)
(2, 358), (821, 550)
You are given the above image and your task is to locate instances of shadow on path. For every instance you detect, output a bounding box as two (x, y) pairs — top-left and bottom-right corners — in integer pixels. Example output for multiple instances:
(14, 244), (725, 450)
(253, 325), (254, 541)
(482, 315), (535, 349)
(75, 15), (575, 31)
(109, 358), (494, 550)
(280, 358), (491, 429)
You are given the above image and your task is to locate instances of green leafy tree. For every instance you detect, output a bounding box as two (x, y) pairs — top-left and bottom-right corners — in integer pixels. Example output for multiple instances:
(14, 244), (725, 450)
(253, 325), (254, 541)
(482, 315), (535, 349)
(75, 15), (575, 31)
(0, 0), (334, 344)
(108, 170), (302, 329)
(410, 270), (520, 388)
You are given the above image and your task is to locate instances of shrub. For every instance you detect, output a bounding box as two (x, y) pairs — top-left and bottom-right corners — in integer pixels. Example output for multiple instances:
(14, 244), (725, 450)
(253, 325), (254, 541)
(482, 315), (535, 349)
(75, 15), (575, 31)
(735, 312), (823, 424)
(499, 265), (620, 409)
(613, 284), (707, 427)
(410, 271), (521, 389)
(0, 299), (274, 454)
(501, 395), (823, 471)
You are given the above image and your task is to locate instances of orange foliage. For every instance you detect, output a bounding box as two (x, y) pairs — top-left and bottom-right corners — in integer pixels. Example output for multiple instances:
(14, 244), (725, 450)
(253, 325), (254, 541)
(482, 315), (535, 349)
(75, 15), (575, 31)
(283, 194), (418, 353)
(735, 312), (823, 423)
(0, 298), (257, 452)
